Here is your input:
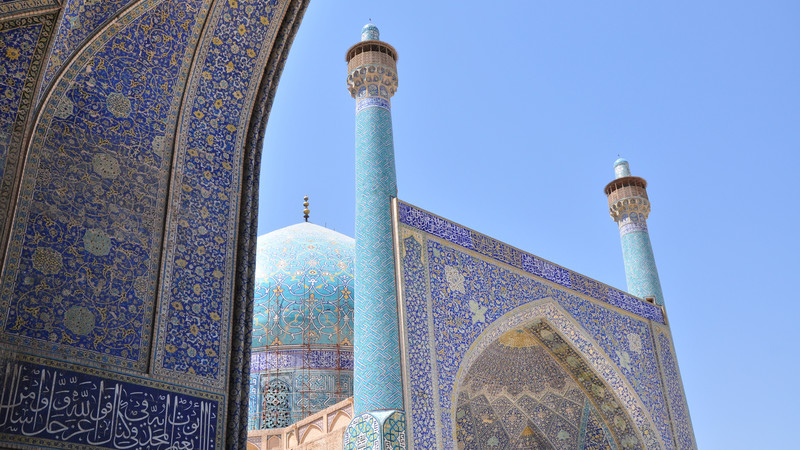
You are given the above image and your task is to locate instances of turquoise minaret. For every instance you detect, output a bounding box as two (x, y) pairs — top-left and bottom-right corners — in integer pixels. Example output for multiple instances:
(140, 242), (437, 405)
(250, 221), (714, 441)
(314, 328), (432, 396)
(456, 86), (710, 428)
(605, 158), (665, 305)
(346, 24), (402, 414)
(342, 24), (407, 449)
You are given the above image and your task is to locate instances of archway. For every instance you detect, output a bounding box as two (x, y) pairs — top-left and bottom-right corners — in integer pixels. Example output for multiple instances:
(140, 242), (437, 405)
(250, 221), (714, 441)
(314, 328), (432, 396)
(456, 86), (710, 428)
(451, 300), (663, 450)
(455, 320), (637, 449)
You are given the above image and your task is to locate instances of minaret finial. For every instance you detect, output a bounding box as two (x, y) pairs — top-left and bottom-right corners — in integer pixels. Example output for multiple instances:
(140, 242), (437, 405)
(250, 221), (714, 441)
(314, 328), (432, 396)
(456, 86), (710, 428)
(303, 196), (309, 222)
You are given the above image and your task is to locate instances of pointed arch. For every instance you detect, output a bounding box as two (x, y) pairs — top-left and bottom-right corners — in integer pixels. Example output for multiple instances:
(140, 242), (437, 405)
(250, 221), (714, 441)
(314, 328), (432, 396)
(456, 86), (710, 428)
(452, 299), (663, 450)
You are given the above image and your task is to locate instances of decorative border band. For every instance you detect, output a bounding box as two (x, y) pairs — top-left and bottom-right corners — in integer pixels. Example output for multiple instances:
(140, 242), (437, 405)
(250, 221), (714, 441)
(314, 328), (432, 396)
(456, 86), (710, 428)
(250, 349), (353, 371)
(356, 96), (390, 113)
(397, 201), (665, 324)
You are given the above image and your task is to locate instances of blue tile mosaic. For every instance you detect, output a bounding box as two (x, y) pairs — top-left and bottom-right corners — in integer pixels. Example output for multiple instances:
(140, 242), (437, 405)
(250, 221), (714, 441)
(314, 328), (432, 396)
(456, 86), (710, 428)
(0, 13), (56, 248)
(655, 329), (696, 449)
(394, 202), (687, 449)
(256, 369), (353, 428)
(153, 0), (291, 386)
(0, 0), (309, 447)
(0, 0), (56, 16)
(1, 0), (209, 372)
(251, 223), (354, 349)
(251, 350), (354, 371)
(344, 409), (406, 450)
(37, 0), (136, 104)
(0, 21), (41, 178)
(0, 358), (222, 449)
(397, 201), (664, 324)
(344, 412), (380, 450)
(620, 231), (665, 305)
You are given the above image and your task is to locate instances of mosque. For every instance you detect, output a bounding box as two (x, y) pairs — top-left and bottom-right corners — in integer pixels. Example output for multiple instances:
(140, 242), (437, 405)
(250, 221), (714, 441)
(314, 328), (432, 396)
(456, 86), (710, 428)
(0, 1), (694, 449)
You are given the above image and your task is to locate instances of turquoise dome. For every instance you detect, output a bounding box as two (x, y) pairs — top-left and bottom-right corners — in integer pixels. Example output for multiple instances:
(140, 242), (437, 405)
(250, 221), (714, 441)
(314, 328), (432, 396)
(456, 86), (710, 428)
(249, 222), (355, 429)
(251, 222), (354, 349)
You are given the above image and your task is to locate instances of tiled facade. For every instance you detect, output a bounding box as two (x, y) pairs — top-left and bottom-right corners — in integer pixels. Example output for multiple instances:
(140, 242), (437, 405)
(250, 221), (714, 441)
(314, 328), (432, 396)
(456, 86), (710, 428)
(393, 200), (694, 449)
(0, 0), (310, 447)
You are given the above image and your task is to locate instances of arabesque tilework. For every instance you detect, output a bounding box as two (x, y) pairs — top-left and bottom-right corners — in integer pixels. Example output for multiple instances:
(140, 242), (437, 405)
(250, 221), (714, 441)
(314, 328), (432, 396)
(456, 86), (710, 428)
(394, 201), (694, 449)
(397, 202), (664, 323)
(154, 0), (291, 387)
(37, 0), (137, 104)
(249, 222), (354, 429)
(251, 223), (354, 349)
(654, 327), (696, 449)
(0, 0), (309, 447)
(0, 12), (56, 245)
(1, 0), (210, 373)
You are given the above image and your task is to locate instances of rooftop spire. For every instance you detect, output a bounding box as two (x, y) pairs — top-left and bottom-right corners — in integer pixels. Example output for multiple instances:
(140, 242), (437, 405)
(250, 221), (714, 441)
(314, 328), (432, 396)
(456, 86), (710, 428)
(303, 196), (310, 222)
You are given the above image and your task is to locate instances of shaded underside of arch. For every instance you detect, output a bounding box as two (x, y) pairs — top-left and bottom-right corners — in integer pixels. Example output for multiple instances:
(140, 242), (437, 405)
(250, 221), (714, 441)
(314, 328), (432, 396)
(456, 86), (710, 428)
(0, 0), (310, 448)
(455, 321), (638, 449)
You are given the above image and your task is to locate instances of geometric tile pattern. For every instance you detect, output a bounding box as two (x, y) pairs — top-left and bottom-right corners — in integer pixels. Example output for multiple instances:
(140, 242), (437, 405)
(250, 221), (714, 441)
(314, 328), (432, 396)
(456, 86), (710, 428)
(383, 410), (407, 449)
(620, 229), (665, 306)
(453, 322), (641, 449)
(343, 409), (406, 450)
(353, 95), (402, 413)
(344, 412), (380, 450)
(253, 370), (353, 429)
(250, 352), (354, 429)
(394, 201), (693, 449)
(454, 326), (618, 449)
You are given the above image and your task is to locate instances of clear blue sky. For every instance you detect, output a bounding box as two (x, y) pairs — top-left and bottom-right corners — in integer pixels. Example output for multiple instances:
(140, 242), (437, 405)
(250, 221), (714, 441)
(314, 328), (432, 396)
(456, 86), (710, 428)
(259, 2), (800, 448)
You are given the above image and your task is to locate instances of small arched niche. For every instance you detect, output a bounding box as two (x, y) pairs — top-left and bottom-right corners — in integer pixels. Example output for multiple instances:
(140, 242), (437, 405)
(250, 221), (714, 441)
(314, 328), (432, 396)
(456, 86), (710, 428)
(454, 319), (643, 449)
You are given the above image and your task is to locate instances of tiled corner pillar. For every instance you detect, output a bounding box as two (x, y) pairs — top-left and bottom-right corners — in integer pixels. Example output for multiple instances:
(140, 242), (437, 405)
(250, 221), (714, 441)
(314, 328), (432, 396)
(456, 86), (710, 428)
(346, 24), (404, 417)
(605, 159), (665, 306)
(344, 410), (406, 450)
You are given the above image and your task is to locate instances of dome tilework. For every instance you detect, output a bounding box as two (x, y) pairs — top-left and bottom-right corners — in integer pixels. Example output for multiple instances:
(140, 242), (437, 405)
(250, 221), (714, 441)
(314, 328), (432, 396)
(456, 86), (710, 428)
(249, 222), (354, 429)
(252, 222), (354, 350)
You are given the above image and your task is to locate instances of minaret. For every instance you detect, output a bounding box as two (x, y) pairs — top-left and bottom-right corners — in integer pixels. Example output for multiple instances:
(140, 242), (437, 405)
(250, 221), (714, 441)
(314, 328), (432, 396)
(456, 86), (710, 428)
(605, 158), (665, 305)
(346, 24), (403, 415)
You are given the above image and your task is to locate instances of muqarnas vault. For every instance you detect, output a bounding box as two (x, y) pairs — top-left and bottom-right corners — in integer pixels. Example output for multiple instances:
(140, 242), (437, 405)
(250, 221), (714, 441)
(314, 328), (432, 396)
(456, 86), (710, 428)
(246, 25), (695, 450)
